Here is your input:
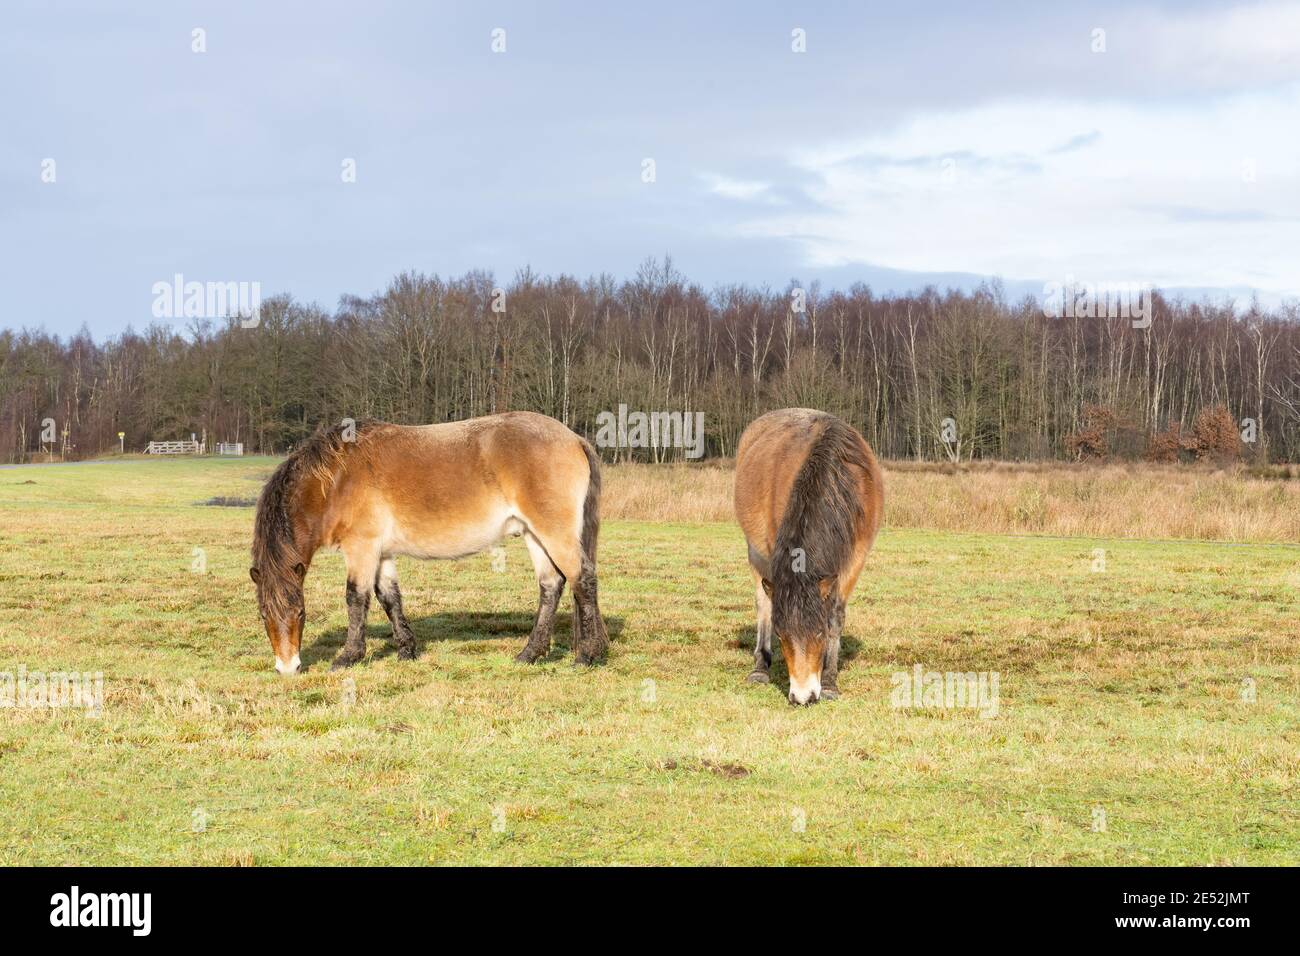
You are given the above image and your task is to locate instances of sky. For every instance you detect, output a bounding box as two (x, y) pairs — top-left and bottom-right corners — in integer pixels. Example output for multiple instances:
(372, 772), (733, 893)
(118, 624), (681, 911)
(3, 0), (1299, 338)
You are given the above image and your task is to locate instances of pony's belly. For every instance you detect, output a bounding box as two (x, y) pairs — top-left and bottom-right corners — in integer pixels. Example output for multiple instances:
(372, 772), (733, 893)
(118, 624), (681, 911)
(385, 512), (522, 560)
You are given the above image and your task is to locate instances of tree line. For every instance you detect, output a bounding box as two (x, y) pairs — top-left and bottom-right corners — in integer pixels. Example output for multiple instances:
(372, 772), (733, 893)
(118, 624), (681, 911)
(3, 258), (1299, 464)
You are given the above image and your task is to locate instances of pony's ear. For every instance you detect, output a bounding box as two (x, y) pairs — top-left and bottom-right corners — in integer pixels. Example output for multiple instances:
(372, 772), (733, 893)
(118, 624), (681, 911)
(761, 578), (773, 597)
(818, 577), (835, 601)
(293, 562), (307, 582)
(249, 567), (261, 585)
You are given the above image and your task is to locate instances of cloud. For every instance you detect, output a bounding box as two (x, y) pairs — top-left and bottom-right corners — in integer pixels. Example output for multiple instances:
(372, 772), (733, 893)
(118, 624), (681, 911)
(1142, 205), (1297, 223)
(1048, 131), (1101, 154)
(700, 174), (776, 202)
(728, 84), (1300, 294)
(1137, 1), (1300, 90)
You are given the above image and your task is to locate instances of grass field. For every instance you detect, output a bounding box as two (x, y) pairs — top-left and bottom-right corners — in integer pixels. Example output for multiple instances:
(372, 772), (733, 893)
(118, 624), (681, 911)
(0, 456), (1296, 865)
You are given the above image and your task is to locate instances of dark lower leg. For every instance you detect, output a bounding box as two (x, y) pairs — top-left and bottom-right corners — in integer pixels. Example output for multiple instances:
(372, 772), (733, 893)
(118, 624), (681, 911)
(374, 577), (417, 660)
(572, 560), (608, 665)
(570, 576), (584, 655)
(515, 578), (564, 663)
(820, 601), (845, 698)
(748, 580), (773, 683)
(332, 579), (370, 669)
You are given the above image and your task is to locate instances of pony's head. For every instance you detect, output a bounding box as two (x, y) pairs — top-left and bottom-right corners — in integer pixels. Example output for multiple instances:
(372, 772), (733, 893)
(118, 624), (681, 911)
(250, 453), (314, 675)
(249, 561), (306, 674)
(249, 421), (379, 674)
(765, 575), (839, 705)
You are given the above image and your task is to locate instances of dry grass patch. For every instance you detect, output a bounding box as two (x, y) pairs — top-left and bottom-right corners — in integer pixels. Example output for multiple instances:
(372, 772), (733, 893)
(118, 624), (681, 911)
(603, 459), (1300, 542)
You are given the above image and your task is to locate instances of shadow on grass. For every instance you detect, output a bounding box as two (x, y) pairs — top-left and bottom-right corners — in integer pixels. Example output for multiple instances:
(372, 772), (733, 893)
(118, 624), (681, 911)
(303, 611), (626, 669)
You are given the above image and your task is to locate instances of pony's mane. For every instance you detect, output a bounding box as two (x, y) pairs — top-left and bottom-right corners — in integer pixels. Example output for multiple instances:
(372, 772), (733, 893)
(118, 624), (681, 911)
(251, 420), (385, 616)
(770, 416), (873, 635)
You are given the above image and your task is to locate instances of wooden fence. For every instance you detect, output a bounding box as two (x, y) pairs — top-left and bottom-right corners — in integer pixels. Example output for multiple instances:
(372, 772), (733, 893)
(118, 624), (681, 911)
(144, 440), (204, 455)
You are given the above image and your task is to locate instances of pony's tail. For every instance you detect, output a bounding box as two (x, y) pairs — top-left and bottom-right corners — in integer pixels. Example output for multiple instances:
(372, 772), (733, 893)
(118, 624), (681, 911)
(579, 436), (602, 566)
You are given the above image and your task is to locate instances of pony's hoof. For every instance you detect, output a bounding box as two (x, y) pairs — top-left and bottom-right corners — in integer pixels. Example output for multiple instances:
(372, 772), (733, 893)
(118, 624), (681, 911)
(746, 670), (770, 684)
(330, 656), (361, 671)
(514, 648), (542, 664)
(574, 643), (608, 666)
(820, 687), (840, 701)
(396, 645), (417, 661)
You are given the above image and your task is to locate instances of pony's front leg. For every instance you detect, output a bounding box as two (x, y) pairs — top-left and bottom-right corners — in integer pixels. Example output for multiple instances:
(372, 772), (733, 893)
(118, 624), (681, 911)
(747, 572), (773, 684)
(819, 599), (846, 700)
(333, 551), (378, 670)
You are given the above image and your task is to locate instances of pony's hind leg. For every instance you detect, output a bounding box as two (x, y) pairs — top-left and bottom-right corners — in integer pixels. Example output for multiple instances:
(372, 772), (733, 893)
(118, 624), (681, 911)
(374, 557), (417, 661)
(515, 532), (565, 664)
(531, 531), (606, 666)
(748, 570), (773, 684)
(333, 547), (379, 670)
(572, 554), (608, 665)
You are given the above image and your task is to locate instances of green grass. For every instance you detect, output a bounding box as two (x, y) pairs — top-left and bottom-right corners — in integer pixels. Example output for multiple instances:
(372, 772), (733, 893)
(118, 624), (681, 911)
(0, 457), (1296, 865)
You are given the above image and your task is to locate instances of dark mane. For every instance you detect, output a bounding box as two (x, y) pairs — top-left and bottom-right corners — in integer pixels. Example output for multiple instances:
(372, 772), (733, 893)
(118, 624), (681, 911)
(770, 416), (874, 635)
(251, 420), (385, 616)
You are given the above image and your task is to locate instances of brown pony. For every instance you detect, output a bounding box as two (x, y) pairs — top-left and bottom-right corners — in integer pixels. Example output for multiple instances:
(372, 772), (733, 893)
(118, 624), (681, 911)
(250, 412), (608, 674)
(733, 408), (883, 705)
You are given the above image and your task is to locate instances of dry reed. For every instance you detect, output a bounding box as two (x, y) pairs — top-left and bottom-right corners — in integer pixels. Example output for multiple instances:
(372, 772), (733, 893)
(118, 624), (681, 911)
(601, 460), (1300, 543)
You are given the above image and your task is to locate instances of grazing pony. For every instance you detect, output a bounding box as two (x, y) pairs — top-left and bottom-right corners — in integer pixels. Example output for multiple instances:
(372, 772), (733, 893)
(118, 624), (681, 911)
(733, 408), (883, 705)
(249, 412), (608, 674)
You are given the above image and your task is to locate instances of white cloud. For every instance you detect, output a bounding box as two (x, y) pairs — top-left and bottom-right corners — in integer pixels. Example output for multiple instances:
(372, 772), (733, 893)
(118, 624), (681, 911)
(733, 84), (1300, 293)
(701, 174), (775, 202)
(1137, 1), (1300, 89)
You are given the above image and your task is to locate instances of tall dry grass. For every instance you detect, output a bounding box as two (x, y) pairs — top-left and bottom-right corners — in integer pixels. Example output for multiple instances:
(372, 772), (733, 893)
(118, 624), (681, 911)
(602, 459), (1300, 543)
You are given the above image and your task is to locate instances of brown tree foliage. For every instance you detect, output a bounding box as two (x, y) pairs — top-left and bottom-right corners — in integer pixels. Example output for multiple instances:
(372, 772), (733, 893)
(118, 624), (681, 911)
(1064, 404), (1116, 461)
(1190, 405), (1241, 463)
(1145, 423), (1191, 463)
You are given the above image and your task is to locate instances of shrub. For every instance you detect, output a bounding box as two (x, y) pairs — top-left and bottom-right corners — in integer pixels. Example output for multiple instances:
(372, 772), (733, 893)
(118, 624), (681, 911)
(1146, 422), (1192, 463)
(1064, 404), (1116, 461)
(1146, 406), (1241, 464)
(1190, 405), (1240, 463)
(1063, 404), (1147, 461)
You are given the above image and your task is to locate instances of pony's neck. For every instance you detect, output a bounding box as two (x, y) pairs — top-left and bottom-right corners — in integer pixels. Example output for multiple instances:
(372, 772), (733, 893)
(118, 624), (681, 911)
(270, 461), (334, 577)
(291, 475), (329, 568)
(280, 422), (371, 571)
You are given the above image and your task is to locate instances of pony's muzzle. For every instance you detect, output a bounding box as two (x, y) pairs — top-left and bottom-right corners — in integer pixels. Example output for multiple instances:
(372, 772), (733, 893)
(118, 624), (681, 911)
(788, 674), (822, 706)
(274, 653), (302, 676)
